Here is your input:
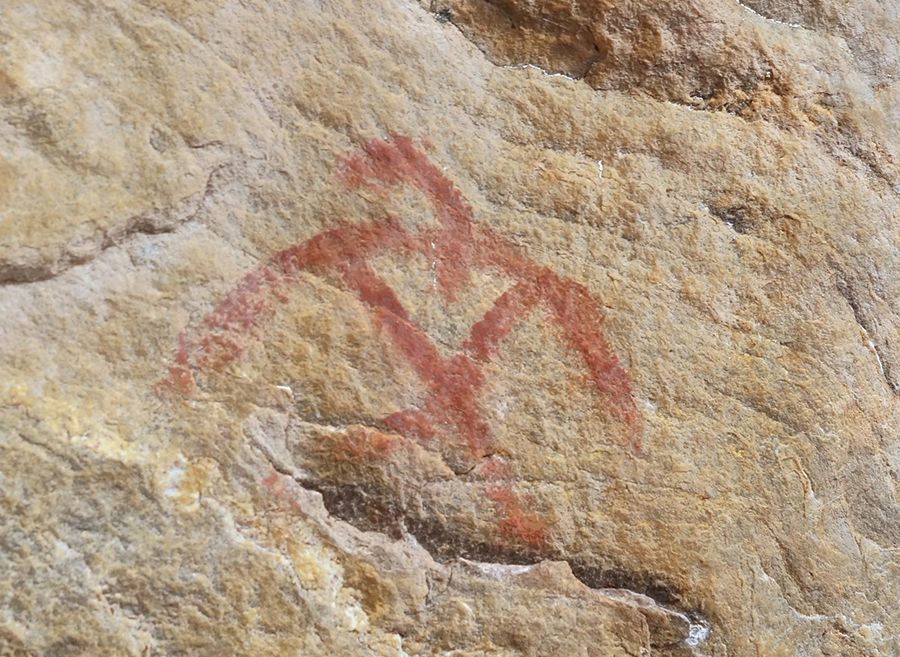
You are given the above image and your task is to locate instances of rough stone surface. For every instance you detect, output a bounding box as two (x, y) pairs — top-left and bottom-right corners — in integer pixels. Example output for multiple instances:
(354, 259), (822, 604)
(1, 1), (898, 656)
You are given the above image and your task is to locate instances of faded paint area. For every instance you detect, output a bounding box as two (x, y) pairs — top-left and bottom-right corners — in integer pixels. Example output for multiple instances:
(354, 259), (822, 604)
(160, 135), (641, 548)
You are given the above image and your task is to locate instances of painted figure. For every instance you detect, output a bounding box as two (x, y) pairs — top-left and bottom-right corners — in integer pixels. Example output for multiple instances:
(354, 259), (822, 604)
(160, 135), (641, 546)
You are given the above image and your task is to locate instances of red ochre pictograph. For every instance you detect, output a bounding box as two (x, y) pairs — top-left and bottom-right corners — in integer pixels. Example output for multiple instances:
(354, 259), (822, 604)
(160, 135), (641, 548)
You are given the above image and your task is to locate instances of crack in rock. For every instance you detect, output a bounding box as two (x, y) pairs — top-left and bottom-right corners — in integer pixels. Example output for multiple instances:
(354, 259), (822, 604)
(836, 277), (899, 395)
(251, 437), (713, 654)
(0, 163), (226, 286)
(733, 0), (804, 29)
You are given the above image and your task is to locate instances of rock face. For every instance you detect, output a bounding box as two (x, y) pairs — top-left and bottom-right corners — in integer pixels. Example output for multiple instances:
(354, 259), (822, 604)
(1, 1), (897, 656)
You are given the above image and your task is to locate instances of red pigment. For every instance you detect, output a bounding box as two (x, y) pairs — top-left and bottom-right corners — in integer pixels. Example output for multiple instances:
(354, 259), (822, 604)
(159, 135), (643, 546)
(331, 427), (400, 463)
(485, 483), (549, 548)
(262, 470), (303, 514)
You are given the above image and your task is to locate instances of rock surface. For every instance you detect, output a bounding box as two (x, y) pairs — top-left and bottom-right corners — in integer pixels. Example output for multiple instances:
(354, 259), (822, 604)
(1, 1), (898, 656)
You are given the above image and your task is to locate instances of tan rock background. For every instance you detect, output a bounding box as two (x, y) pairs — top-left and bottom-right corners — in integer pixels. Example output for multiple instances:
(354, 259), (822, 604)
(1, 1), (897, 656)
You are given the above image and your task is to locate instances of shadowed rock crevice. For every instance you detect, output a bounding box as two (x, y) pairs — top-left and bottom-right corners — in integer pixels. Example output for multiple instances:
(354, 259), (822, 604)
(428, 0), (900, 190)
(430, 0), (608, 79)
(251, 419), (709, 653)
(277, 471), (712, 655)
(428, 0), (787, 112)
(836, 277), (899, 394)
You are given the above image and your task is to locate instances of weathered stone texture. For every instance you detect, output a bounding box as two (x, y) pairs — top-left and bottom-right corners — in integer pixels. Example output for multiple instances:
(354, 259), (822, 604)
(1, 1), (897, 656)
